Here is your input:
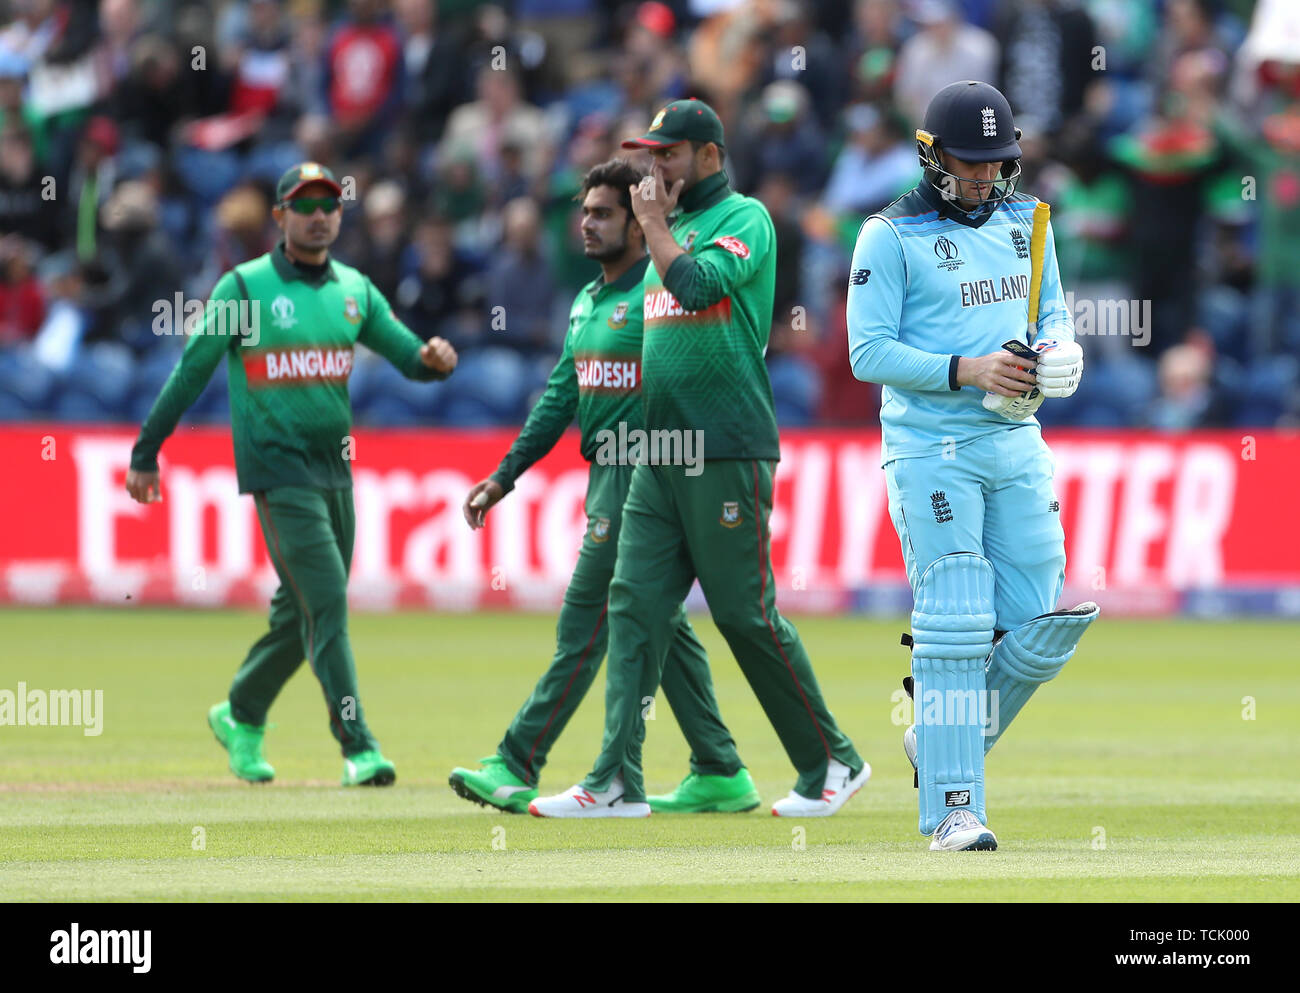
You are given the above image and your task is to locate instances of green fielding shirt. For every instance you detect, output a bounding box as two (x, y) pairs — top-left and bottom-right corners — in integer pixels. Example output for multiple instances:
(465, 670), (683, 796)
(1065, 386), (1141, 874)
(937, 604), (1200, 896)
(131, 241), (446, 493)
(491, 256), (650, 493)
(643, 171), (780, 461)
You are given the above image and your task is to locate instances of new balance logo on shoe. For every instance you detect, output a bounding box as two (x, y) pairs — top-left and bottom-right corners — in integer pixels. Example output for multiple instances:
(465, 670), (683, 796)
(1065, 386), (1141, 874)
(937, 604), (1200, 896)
(945, 790), (971, 807)
(574, 789), (597, 808)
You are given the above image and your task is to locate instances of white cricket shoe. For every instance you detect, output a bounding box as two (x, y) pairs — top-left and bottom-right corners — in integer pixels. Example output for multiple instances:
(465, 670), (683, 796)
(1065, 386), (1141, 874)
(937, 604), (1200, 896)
(770, 759), (871, 817)
(930, 808), (998, 851)
(527, 775), (651, 818)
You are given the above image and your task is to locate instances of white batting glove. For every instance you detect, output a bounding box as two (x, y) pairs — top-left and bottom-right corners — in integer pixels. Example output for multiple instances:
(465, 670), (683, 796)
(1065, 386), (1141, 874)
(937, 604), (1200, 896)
(1033, 338), (1083, 398)
(982, 386), (1043, 420)
(981, 339), (1043, 421)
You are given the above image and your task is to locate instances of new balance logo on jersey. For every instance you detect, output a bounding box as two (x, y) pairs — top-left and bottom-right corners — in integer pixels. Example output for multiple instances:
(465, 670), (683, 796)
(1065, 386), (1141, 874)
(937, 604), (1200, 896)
(244, 347), (354, 386)
(1049, 500), (1060, 513)
(1010, 228), (1029, 259)
(931, 491), (953, 524)
(850, 268), (871, 285)
(960, 274), (1030, 308)
(945, 789), (971, 807)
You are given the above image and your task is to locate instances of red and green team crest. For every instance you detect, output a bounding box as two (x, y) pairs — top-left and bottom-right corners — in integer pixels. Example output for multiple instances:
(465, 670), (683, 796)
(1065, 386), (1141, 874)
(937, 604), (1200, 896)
(720, 501), (741, 528)
(607, 301), (629, 329)
(343, 296), (361, 324)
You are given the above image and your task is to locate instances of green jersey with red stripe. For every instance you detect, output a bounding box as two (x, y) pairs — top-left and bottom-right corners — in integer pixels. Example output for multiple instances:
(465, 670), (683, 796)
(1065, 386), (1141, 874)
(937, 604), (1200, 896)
(131, 241), (445, 493)
(642, 171), (780, 461)
(491, 256), (649, 492)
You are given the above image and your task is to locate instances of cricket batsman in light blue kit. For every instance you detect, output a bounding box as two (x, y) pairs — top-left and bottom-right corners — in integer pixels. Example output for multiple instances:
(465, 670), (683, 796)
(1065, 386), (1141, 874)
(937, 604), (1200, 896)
(848, 81), (1099, 851)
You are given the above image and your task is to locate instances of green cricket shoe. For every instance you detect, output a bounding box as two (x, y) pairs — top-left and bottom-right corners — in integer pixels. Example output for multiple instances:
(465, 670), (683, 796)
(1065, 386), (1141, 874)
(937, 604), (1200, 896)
(342, 750), (397, 786)
(648, 768), (762, 813)
(207, 701), (274, 783)
(449, 759), (537, 814)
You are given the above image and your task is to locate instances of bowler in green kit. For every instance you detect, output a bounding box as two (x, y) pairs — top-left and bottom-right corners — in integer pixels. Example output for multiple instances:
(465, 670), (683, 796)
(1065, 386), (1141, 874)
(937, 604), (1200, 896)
(125, 163), (459, 786)
(449, 160), (760, 816)
(531, 101), (870, 818)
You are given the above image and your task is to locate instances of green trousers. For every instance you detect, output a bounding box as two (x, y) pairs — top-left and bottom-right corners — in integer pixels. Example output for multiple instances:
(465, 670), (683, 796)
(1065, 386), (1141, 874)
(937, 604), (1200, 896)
(229, 486), (377, 757)
(583, 460), (862, 803)
(497, 463), (742, 787)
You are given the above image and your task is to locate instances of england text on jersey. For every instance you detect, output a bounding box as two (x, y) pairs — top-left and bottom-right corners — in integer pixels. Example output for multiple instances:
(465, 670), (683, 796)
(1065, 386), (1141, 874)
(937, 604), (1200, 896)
(959, 274), (1030, 309)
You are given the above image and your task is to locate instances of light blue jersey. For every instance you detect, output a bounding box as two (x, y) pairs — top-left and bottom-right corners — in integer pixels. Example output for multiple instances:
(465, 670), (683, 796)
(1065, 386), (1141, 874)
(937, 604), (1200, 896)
(847, 182), (1074, 465)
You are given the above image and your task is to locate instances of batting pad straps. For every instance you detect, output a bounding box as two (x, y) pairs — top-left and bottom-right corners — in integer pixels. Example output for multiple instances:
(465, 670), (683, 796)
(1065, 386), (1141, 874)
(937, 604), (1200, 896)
(983, 602), (1100, 751)
(989, 603), (1100, 684)
(911, 552), (997, 836)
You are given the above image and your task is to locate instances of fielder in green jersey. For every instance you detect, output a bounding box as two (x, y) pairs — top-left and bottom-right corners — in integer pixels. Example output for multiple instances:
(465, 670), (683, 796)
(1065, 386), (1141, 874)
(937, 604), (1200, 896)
(126, 162), (458, 787)
(531, 100), (869, 819)
(449, 160), (760, 816)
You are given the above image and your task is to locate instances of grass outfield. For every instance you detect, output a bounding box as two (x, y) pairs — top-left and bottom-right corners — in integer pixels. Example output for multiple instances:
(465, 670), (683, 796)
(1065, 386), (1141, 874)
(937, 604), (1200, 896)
(1, 608), (1297, 902)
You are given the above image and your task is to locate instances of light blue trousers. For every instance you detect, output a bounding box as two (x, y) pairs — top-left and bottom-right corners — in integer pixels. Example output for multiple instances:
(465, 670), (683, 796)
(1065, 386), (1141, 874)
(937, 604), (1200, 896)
(885, 426), (1066, 633)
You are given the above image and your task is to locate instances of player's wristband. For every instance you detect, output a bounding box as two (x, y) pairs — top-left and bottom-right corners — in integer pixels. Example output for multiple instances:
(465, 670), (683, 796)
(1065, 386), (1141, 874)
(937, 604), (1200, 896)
(948, 355), (961, 391)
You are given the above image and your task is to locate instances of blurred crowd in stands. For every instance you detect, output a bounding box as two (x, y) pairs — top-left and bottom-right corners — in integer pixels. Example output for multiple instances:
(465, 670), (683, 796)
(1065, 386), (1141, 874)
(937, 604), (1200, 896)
(0, 0), (1296, 429)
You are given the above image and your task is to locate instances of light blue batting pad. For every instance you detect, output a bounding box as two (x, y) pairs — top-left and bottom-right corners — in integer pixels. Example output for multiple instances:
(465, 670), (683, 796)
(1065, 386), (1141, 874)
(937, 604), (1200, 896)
(983, 602), (1100, 751)
(911, 552), (997, 835)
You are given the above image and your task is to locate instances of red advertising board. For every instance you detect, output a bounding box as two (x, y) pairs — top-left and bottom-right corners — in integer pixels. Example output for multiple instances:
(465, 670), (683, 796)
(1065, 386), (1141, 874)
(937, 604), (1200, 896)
(1, 425), (1297, 615)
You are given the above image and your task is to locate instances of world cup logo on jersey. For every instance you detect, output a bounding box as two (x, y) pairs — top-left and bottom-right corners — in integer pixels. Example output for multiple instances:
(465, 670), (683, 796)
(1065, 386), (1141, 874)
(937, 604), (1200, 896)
(271, 294), (297, 329)
(934, 236), (964, 272)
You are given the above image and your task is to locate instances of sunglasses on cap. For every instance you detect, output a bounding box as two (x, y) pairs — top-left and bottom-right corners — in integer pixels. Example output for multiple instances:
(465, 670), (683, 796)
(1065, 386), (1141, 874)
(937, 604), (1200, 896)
(282, 196), (341, 215)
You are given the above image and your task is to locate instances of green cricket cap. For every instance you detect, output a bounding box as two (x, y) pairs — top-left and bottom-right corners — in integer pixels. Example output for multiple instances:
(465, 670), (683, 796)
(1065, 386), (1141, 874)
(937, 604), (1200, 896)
(622, 98), (726, 150)
(276, 162), (343, 202)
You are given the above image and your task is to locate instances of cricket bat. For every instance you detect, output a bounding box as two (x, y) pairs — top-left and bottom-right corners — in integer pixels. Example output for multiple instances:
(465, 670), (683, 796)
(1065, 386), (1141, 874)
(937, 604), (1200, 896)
(1025, 201), (1051, 344)
(984, 201), (1051, 414)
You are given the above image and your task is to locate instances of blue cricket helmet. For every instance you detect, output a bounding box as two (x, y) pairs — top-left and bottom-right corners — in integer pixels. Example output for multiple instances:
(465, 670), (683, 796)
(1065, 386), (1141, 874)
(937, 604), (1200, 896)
(916, 80), (1023, 211)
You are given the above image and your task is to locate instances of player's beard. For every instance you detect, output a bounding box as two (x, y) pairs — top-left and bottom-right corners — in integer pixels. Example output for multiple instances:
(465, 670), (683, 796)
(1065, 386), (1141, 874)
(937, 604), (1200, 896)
(584, 223), (629, 263)
(680, 152), (701, 193)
